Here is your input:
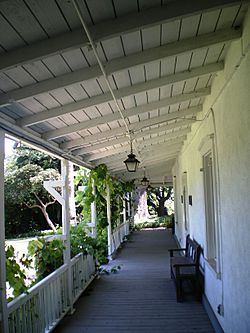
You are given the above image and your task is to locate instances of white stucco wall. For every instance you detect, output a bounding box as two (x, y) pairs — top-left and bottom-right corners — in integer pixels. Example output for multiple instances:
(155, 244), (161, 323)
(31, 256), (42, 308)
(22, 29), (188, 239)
(172, 7), (250, 333)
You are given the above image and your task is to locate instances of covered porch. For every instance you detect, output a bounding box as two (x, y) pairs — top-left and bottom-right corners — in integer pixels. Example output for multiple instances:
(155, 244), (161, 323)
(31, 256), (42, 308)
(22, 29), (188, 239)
(54, 228), (214, 333)
(1, 0), (250, 332)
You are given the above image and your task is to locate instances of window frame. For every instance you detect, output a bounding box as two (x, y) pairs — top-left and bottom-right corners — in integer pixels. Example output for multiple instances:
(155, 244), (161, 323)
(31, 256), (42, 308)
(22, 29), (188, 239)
(199, 134), (221, 276)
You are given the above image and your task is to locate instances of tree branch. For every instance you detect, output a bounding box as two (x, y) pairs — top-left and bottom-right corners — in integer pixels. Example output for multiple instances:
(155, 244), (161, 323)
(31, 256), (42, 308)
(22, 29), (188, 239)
(44, 199), (56, 208)
(33, 193), (45, 207)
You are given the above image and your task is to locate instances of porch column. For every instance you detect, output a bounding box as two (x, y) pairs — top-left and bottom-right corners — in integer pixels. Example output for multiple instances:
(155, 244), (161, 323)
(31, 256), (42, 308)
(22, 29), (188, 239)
(90, 179), (97, 238)
(61, 159), (73, 313)
(127, 192), (131, 218)
(0, 131), (9, 332)
(69, 162), (76, 225)
(123, 194), (126, 223)
(106, 184), (112, 258)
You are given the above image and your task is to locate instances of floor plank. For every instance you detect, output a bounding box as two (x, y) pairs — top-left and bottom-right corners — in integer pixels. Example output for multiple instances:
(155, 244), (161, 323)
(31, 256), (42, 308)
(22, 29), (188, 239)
(53, 228), (214, 333)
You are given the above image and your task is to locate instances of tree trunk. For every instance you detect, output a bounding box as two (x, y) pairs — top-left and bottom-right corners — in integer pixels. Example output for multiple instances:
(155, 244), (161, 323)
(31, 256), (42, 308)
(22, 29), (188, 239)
(158, 197), (167, 217)
(134, 187), (149, 222)
(40, 206), (57, 232)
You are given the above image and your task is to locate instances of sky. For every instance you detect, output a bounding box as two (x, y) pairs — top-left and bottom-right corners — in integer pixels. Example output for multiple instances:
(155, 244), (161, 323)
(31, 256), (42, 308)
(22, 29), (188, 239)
(5, 138), (16, 157)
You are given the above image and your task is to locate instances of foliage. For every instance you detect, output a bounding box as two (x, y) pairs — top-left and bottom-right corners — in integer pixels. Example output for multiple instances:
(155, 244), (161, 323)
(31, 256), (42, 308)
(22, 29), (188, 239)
(133, 216), (172, 230)
(75, 164), (134, 229)
(147, 186), (174, 216)
(5, 245), (32, 301)
(8, 145), (60, 171)
(26, 222), (108, 283)
(5, 145), (61, 233)
(28, 238), (64, 281)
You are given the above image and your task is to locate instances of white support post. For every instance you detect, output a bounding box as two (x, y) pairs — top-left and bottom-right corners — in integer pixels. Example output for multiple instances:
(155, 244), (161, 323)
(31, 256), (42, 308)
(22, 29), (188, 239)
(106, 184), (112, 258)
(131, 191), (135, 227)
(0, 131), (9, 333)
(127, 192), (131, 218)
(123, 194), (126, 224)
(69, 162), (76, 225)
(91, 179), (97, 238)
(61, 159), (74, 313)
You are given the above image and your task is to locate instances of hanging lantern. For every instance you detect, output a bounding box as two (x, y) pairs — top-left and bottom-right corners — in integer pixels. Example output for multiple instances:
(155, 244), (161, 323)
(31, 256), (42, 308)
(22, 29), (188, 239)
(124, 140), (140, 172)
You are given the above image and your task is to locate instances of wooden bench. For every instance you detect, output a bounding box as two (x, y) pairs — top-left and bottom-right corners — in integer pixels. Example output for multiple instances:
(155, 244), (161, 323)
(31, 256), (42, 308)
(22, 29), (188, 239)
(169, 234), (201, 302)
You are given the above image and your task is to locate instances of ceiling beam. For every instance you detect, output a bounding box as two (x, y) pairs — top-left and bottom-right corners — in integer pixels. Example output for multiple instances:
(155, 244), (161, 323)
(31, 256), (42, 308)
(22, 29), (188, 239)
(0, 28), (239, 107)
(137, 128), (187, 151)
(109, 154), (178, 172)
(61, 105), (199, 151)
(92, 137), (185, 166)
(70, 118), (194, 153)
(73, 126), (189, 156)
(18, 62), (221, 128)
(42, 86), (208, 141)
(0, 0), (243, 72)
(113, 161), (175, 180)
(106, 146), (181, 169)
(85, 135), (186, 162)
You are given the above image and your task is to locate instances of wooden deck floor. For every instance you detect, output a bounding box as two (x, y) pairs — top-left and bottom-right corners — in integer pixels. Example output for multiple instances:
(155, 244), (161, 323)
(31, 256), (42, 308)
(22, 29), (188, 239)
(53, 229), (215, 333)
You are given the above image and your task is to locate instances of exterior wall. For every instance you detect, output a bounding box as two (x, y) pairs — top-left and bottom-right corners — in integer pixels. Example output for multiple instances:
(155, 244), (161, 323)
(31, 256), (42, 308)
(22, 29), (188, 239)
(172, 7), (250, 333)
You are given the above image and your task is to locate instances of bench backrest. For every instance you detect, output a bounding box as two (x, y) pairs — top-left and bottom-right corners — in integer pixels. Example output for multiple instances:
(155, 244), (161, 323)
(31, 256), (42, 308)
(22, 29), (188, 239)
(185, 234), (201, 266)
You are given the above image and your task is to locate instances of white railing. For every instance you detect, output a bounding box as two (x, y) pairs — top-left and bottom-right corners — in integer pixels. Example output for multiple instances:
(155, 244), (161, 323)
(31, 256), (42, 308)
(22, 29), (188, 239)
(110, 220), (130, 255)
(7, 253), (96, 333)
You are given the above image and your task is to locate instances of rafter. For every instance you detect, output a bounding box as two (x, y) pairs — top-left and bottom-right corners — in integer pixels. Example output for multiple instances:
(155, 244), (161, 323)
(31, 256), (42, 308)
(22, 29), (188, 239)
(42, 86), (208, 141)
(18, 62), (221, 129)
(61, 106), (199, 151)
(0, 28), (239, 108)
(0, 0), (242, 72)
(106, 147), (181, 170)
(69, 118), (194, 153)
(73, 127), (189, 156)
(84, 134), (186, 162)
(92, 137), (185, 166)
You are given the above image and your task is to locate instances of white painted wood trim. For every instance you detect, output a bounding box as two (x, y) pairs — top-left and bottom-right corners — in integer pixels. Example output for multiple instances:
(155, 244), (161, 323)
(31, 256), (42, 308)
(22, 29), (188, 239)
(19, 63), (221, 128)
(0, 28), (239, 108)
(0, 0), (241, 72)
(61, 113), (197, 151)
(0, 130), (9, 333)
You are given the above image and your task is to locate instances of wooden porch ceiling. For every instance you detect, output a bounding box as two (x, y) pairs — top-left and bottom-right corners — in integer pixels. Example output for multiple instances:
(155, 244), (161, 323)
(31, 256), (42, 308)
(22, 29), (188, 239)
(0, 0), (249, 184)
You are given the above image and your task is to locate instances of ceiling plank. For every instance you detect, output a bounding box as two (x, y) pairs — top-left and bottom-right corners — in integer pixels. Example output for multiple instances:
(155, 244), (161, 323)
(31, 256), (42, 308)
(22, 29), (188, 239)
(73, 127), (190, 156)
(18, 62), (221, 128)
(47, 87), (206, 141)
(0, 28), (240, 107)
(0, 0), (243, 72)
(18, 62), (221, 127)
(92, 137), (185, 165)
(65, 118), (195, 151)
(85, 134), (187, 162)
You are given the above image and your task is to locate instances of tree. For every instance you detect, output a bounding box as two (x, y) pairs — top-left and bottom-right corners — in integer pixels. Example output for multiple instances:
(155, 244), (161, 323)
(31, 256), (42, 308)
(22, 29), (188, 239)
(147, 186), (173, 217)
(5, 145), (61, 235)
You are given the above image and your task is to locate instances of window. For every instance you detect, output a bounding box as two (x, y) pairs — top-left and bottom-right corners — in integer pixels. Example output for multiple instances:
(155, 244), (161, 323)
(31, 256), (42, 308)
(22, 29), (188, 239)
(199, 134), (220, 274)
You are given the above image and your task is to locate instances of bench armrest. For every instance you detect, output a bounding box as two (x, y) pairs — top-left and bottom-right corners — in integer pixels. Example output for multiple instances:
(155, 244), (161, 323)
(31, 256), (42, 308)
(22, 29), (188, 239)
(168, 248), (186, 257)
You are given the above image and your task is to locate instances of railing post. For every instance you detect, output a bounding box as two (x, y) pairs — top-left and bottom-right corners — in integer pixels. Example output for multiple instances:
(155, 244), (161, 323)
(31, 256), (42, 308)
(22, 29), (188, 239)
(91, 179), (97, 238)
(61, 159), (74, 314)
(106, 184), (112, 258)
(0, 131), (9, 333)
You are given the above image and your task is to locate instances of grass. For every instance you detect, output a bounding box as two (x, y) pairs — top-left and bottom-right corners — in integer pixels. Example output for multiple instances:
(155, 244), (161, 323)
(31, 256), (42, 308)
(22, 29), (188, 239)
(133, 215), (173, 230)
